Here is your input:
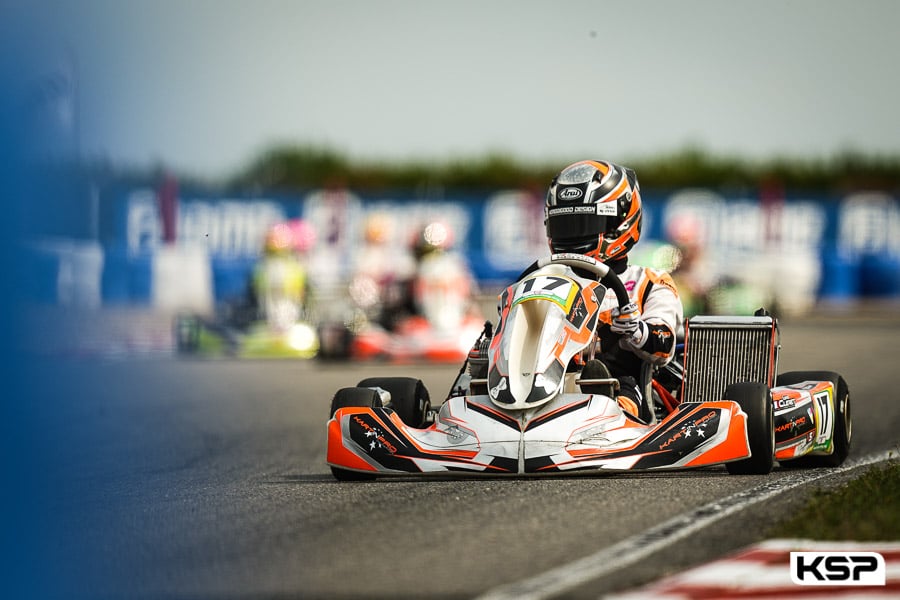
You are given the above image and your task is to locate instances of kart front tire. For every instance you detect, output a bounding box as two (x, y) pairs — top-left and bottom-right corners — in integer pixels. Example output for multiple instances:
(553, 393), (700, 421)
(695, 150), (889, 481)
(356, 377), (431, 428)
(329, 387), (383, 481)
(776, 370), (851, 468)
(725, 382), (775, 475)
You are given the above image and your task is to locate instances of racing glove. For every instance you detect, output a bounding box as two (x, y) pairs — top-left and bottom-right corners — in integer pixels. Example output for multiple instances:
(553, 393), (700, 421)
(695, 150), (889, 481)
(610, 303), (648, 349)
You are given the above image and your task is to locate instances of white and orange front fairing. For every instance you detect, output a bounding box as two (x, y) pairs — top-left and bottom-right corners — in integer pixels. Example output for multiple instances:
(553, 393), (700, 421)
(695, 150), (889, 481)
(326, 393), (752, 476)
(486, 265), (602, 410)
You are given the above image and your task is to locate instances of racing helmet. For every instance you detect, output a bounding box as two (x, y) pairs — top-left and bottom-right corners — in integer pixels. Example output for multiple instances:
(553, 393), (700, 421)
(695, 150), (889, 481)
(364, 213), (392, 245)
(263, 223), (295, 255)
(544, 160), (642, 262)
(288, 218), (317, 253)
(413, 221), (453, 260)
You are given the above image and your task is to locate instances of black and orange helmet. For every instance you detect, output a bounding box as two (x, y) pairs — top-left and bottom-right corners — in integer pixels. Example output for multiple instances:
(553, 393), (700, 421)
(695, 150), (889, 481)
(544, 160), (642, 262)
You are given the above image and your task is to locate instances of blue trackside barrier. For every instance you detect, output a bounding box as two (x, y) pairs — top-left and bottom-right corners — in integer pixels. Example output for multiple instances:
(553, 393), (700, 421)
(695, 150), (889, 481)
(211, 257), (256, 303)
(28, 187), (900, 308)
(860, 253), (900, 297)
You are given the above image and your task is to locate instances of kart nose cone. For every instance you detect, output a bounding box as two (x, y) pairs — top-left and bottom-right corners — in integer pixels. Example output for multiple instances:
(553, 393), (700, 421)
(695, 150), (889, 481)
(488, 360), (564, 410)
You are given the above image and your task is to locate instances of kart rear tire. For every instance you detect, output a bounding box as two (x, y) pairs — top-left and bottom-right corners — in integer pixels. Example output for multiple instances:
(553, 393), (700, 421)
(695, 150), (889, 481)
(776, 370), (851, 468)
(174, 313), (200, 354)
(317, 322), (353, 360)
(329, 387), (383, 481)
(356, 377), (431, 428)
(724, 382), (775, 475)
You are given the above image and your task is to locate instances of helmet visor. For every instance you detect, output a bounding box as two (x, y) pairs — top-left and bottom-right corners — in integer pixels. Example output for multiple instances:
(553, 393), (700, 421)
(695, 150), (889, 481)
(546, 206), (611, 242)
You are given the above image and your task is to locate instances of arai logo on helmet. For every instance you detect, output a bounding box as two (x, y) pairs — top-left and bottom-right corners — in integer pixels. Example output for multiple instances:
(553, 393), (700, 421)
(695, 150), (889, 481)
(558, 187), (583, 200)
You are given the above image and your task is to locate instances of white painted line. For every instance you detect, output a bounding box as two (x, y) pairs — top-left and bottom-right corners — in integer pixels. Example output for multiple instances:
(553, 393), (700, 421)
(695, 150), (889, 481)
(609, 539), (900, 599)
(476, 450), (896, 600)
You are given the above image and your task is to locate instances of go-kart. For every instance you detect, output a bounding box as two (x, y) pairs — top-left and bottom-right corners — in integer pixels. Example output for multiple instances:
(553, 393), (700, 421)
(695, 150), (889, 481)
(174, 296), (319, 359)
(318, 251), (484, 363)
(326, 254), (851, 479)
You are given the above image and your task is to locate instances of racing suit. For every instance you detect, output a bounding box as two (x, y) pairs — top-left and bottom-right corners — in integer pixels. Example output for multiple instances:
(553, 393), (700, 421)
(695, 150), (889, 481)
(593, 261), (683, 400)
(511, 258), (683, 414)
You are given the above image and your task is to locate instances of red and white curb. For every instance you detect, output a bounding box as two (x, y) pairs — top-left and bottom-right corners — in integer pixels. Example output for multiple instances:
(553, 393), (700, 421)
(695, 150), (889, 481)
(608, 539), (900, 599)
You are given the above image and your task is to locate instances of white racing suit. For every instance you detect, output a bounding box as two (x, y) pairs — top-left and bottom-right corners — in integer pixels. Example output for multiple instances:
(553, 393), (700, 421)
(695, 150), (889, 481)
(590, 262), (683, 414)
(508, 258), (683, 413)
(596, 263), (683, 369)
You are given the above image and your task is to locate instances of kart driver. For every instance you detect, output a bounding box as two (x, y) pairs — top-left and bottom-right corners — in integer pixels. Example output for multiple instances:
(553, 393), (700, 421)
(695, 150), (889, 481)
(251, 221), (312, 329)
(509, 160), (683, 421)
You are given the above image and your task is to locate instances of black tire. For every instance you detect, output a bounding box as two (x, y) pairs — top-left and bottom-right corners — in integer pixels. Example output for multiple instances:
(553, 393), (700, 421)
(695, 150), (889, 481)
(317, 322), (353, 360)
(330, 386), (382, 416)
(329, 387), (382, 481)
(725, 382), (775, 475)
(356, 377), (431, 428)
(776, 370), (851, 468)
(173, 314), (200, 354)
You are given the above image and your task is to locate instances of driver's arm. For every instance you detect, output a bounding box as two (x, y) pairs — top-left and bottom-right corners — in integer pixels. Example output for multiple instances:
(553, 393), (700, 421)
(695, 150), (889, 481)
(619, 270), (683, 366)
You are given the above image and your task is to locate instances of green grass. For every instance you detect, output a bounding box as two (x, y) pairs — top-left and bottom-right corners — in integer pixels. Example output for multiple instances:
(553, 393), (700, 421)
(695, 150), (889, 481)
(769, 459), (900, 541)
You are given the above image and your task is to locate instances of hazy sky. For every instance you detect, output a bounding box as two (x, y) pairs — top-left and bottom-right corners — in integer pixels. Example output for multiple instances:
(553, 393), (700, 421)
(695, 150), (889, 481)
(10, 0), (900, 179)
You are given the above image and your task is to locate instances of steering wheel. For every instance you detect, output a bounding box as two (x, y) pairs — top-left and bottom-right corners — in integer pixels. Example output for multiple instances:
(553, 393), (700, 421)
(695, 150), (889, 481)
(536, 253), (632, 312)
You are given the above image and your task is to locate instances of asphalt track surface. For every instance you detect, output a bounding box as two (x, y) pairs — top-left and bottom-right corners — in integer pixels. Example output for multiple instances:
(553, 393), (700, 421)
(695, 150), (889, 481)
(25, 313), (900, 599)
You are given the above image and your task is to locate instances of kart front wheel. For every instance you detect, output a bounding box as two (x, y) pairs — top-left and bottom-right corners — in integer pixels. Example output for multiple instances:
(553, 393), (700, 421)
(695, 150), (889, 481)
(329, 387), (383, 481)
(356, 377), (431, 428)
(776, 370), (851, 468)
(725, 382), (775, 475)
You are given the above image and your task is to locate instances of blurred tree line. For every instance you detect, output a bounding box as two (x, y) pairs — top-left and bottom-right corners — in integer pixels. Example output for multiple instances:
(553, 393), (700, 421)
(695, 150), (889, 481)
(226, 144), (900, 196)
(26, 144), (900, 241)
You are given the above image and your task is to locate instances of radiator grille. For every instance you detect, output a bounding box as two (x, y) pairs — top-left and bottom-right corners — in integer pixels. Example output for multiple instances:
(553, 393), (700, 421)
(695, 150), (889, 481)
(681, 317), (777, 403)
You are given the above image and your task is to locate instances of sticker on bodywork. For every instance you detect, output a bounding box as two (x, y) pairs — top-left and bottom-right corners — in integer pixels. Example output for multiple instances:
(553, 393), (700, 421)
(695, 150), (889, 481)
(512, 275), (580, 313)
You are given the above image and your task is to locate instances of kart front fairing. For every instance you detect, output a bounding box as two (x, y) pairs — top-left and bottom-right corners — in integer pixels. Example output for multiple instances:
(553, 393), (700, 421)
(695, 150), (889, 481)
(487, 264), (603, 410)
(326, 394), (751, 475)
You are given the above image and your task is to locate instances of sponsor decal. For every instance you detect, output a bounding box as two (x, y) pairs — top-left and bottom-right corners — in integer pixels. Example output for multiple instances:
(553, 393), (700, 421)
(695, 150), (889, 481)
(596, 201), (618, 216)
(551, 252), (595, 265)
(813, 389), (833, 445)
(445, 425), (469, 444)
(548, 204), (596, 216)
(353, 415), (398, 454)
(533, 372), (558, 393)
(513, 275), (579, 312)
(776, 415), (807, 434)
(558, 187), (584, 200)
(567, 293), (588, 327)
(654, 329), (673, 343)
(659, 410), (716, 450)
(489, 376), (508, 400)
(790, 551), (885, 586)
(775, 395), (796, 409)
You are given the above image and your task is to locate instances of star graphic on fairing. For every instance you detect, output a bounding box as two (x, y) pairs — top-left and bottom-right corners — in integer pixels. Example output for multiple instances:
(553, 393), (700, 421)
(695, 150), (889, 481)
(364, 428), (384, 451)
(682, 422), (709, 439)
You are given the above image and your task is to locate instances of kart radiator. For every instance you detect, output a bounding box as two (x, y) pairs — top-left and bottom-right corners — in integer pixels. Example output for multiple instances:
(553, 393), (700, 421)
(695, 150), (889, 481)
(680, 316), (779, 403)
